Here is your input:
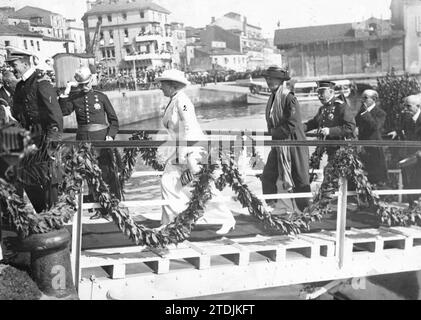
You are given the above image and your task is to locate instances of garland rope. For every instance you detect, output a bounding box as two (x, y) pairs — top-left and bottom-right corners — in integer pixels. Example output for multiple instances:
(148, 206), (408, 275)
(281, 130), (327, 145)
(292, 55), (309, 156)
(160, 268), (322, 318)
(2, 131), (421, 249)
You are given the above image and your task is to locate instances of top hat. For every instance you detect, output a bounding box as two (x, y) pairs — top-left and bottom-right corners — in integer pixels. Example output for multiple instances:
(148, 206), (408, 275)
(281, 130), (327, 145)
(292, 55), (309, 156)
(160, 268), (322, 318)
(262, 66), (291, 81)
(155, 69), (190, 86)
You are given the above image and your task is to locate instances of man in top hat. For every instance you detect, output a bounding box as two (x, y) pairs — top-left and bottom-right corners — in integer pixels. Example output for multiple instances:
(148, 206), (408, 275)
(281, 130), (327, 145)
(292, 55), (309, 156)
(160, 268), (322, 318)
(59, 67), (121, 201)
(261, 66), (311, 212)
(6, 47), (63, 213)
(304, 80), (356, 159)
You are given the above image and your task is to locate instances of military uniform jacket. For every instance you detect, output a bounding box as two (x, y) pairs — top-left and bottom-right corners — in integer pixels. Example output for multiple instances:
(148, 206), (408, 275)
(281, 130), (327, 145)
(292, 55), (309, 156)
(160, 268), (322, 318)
(59, 90), (119, 138)
(304, 98), (356, 139)
(12, 70), (63, 142)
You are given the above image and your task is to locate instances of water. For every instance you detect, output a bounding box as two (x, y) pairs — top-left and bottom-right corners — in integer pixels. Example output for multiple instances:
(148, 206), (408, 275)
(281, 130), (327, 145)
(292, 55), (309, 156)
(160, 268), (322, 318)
(121, 94), (361, 131)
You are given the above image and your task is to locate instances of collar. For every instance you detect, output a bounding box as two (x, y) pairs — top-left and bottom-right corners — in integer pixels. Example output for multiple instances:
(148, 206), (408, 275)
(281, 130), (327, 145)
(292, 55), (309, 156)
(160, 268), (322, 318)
(366, 103), (376, 113)
(413, 109), (421, 123)
(22, 67), (36, 82)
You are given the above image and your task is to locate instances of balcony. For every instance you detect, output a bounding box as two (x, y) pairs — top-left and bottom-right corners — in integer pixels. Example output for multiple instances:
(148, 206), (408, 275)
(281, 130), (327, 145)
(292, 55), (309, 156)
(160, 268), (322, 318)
(135, 34), (172, 43)
(124, 52), (172, 62)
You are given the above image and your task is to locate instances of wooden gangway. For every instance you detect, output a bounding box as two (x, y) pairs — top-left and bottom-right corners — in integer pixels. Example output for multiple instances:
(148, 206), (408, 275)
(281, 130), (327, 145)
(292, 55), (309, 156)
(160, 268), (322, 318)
(63, 130), (421, 300)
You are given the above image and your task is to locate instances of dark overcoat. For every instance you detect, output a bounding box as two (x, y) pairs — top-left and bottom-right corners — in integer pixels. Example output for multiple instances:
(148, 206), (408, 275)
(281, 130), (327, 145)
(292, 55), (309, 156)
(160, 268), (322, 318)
(355, 104), (388, 184)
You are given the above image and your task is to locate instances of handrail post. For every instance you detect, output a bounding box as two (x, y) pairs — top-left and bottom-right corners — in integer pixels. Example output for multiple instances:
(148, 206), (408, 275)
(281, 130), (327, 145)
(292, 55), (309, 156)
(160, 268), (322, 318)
(71, 181), (84, 293)
(336, 176), (348, 269)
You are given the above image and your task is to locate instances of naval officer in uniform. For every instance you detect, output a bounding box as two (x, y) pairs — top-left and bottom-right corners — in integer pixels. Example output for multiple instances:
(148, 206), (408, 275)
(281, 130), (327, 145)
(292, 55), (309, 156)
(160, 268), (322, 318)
(304, 81), (356, 159)
(59, 67), (121, 200)
(6, 48), (63, 213)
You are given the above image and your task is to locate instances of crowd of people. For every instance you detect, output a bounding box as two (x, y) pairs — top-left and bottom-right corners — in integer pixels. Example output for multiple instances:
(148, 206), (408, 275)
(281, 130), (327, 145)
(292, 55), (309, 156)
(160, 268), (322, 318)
(1, 46), (421, 236)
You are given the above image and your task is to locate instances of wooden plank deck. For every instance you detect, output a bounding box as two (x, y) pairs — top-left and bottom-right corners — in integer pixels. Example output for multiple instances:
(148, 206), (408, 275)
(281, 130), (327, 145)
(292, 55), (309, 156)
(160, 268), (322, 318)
(76, 226), (421, 300)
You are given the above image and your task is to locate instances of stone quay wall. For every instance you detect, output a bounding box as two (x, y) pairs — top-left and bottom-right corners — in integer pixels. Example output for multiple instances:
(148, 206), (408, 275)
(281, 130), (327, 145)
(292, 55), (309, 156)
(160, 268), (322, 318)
(63, 84), (248, 128)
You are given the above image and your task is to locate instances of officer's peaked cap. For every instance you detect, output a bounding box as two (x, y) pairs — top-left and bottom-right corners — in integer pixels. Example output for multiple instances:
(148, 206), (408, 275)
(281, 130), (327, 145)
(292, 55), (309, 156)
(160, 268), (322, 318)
(317, 80), (335, 90)
(5, 47), (34, 63)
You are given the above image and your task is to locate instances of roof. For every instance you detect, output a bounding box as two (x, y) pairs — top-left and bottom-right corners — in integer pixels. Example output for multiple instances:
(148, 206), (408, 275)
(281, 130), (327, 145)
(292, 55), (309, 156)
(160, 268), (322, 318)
(274, 22), (405, 47)
(0, 24), (43, 37)
(196, 47), (243, 56)
(14, 6), (60, 18)
(83, 1), (170, 19)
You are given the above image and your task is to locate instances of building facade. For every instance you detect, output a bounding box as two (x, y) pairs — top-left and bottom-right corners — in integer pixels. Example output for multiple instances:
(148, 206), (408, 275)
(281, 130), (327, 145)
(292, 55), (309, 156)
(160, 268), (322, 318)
(83, 0), (177, 75)
(66, 19), (86, 53)
(274, 18), (405, 79)
(12, 6), (66, 39)
(0, 24), (74, 66)
(391, 0), (421, 73)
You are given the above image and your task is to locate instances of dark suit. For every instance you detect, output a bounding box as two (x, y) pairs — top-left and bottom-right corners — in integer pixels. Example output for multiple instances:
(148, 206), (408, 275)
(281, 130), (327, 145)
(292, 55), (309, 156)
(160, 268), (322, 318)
(304, 97), (356, 158)
(262, 91), (311, 211)
(355, 104), (388, 184)
(399, 114), (421, 203)
(12, 69), (63, 213)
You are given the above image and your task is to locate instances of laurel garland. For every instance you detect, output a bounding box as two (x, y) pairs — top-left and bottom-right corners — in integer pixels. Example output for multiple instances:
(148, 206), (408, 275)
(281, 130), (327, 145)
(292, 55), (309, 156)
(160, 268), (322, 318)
(4, 130), (421, 248)
(308, 146), (421, 227)
(0, 145), (77, 239)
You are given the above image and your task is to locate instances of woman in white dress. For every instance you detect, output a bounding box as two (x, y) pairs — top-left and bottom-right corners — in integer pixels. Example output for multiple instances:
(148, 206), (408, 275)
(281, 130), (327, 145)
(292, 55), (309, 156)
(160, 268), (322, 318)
(156, 69), (236, 234)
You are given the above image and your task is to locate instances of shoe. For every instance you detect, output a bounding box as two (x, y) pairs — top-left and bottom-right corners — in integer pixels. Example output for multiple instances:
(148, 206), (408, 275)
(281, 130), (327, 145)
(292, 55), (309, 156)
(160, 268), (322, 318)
(216, 220), (236, 235)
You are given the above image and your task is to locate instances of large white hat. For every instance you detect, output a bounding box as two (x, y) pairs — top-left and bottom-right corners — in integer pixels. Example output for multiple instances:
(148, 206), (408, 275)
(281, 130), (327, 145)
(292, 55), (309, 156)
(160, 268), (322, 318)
(156, 69), (190, 86)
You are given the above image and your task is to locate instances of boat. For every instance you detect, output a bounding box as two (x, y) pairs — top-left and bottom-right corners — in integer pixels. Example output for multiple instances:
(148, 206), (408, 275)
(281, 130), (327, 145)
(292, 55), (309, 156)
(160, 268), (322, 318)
(293, 81), (319, 102)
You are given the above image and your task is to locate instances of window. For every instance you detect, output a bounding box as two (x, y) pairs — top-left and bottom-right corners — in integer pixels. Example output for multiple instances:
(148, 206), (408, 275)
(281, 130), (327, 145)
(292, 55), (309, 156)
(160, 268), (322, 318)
(122, 13), (127, 20)
(111, 49), (115, 58)
(30, 40), (34, 47)
(126, 47), (131, 54)
(109, 30), (114, 39)
(102, 49), (106, 58)
(5, 40), (10, 47)
(100, 31), (104, 40)
(37, 41), (40, 51)
(369, 48), (379, 65)
(106, 49), (110, 58)
(124, 29), (129, 37)
(224, 57), (229, 64)
(140, 11), (144, 18)
(24, 40), (28, 50)
(107, 15), (112, 22)
(98, 16), (102, 22)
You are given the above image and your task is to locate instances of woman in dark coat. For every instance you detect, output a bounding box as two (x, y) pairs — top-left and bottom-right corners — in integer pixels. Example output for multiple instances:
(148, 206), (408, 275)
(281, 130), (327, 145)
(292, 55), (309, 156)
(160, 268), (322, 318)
(261, 66), (311, 212)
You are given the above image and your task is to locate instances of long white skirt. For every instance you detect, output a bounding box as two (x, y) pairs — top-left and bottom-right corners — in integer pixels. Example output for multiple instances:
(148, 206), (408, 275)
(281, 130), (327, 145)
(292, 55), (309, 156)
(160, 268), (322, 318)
(161, 162), (236, 226)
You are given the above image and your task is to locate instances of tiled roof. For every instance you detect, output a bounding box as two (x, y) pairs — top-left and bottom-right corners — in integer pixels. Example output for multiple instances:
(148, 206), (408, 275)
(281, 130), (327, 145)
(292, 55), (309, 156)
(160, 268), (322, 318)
(14, 6), (59, 17)
(274, 22), (405, 47)
(0, 24), (43, 37)
(274, 23), (355, 46)
(83, 1), (170, 18)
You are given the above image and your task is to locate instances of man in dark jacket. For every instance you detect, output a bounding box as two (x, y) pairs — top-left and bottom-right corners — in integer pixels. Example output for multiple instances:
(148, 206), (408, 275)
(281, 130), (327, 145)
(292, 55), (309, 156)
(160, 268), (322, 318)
(7, 48), (63, 213)
(304, 81), (356, 159)
(261, 66), (311, 212)
(389, 95), (421, 204)
(355, 89), (388, 185)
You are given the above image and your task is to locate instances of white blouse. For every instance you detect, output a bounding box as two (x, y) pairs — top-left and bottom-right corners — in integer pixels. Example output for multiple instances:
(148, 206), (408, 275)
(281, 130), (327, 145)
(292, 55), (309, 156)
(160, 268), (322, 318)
(162, 90), (205, 166)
